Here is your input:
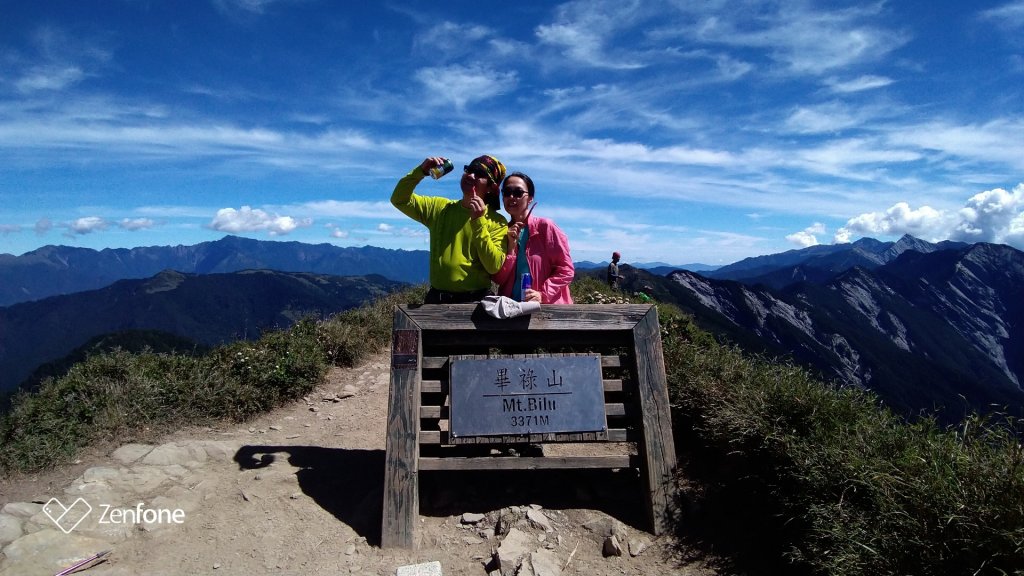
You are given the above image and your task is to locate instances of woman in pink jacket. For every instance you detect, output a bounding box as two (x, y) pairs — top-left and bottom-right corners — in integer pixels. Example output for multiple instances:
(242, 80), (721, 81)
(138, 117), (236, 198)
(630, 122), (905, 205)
(493, 172), (574, 304)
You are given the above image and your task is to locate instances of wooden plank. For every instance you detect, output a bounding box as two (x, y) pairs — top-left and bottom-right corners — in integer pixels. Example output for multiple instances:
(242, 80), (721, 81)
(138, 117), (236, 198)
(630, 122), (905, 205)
(632, 307), (678, 536)
(603, 379), (624, 393)
(381, 307), (422, 549)
(422, 356), (448, 370)
(401, 304), (653, 332)
(601, 356), (622, 368)
(422, 331), (632, 349)
(418, 455), (635, 471)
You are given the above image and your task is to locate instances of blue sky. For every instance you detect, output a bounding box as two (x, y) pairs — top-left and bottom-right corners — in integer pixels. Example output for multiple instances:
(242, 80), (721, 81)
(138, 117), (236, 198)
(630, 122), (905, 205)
(2, 0), (1023, 265)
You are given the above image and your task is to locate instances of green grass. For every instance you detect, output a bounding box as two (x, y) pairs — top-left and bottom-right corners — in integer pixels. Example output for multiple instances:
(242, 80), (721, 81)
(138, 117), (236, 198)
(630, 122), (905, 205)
(0, 285), (426, 475)
(662, 305), (1024, 575)
(1, 280), (1021, 575)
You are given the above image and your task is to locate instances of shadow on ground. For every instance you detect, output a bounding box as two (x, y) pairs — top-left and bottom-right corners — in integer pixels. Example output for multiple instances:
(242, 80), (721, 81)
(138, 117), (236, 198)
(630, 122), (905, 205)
(234, 445), (652, 547)
(419, 467), (650, 532)
(234, 445), (386, 545)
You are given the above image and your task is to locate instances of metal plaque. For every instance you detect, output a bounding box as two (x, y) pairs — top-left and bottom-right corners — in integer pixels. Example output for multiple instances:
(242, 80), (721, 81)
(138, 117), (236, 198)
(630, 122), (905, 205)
(450, 355), (606, 437)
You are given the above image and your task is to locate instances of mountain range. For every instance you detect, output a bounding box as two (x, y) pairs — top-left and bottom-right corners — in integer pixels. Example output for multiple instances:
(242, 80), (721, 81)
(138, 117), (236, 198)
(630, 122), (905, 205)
(604, 235), (1023, 423)
(0, 269), (404, 394)
(3, 233), (1020, 424)
(574, 260), (720, 275)
(0, 236), (429, 307)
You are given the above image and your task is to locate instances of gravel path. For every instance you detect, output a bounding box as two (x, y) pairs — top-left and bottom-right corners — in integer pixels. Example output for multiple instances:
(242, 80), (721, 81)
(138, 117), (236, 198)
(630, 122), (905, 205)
(0, 350), (720, 576)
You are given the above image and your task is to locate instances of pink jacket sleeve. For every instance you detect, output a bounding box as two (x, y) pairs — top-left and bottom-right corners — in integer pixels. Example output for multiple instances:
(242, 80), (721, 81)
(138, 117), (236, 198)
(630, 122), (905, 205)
(537, 221), (574, 304)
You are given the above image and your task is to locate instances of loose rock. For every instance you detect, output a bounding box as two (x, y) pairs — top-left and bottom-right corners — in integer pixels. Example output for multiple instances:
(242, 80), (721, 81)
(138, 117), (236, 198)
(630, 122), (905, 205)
(461, 512), (486, 525)
(395, 560), (443, 576)
(526, 509), (553, 532)
(628, 536), (651, 557)
(603, 535), (624, 557)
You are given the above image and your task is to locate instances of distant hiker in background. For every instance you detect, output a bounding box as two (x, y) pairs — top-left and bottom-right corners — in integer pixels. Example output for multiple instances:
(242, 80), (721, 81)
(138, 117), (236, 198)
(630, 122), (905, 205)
(390, 154), (508, 304)
(492, 171), (574, 303)
(607, 251), (623, 289)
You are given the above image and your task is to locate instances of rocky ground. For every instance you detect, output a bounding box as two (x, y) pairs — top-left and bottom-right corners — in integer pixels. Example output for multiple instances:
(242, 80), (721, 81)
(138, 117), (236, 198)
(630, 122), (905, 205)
(0, 350), (723, 576)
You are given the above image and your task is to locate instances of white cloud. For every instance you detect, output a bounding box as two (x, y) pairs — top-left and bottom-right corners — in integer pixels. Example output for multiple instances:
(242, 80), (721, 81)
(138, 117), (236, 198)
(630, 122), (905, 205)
(1007, 211), (1024, 247)
(208, 206), (311, 236)
(836, 202), (947, 240)
(793, 138), (922, 177)
(785, 103), (864, 134)
(301, 200), (399, 220)
(67, 216), (109, 235)
(16, 66), (85, 93)
(212, 0), (283, 15)
(377, 223), (393, 232)
(415, 22), (493, 55)
(834, 183), (1024, 249)
(0, 225), (22, 235)
(35, 219), (53, 235)
(135, 205), (212, 218)
(535, 0), (646, 69)
(415, 64), (517, 110)
(681, 3), (909, 75)
(711, 53), (754, 81)
(325, 223), (350, 239)
(979, 1), (1024, 30)
(952, 184), (1024, 243)
(825, 75), (894, 93)
(119, 218), (156, 231)
(786, 222), (826, 247)
(886, 119), (1024, 170)
(12, 26), (111, 94)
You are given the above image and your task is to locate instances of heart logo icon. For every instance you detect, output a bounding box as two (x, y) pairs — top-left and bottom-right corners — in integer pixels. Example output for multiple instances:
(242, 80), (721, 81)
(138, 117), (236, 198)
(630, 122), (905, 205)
(42, 497), (93, 534)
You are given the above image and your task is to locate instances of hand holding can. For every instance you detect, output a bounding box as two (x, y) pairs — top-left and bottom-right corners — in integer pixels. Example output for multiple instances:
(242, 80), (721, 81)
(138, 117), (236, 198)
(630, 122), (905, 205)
(430, 158), (454, 179)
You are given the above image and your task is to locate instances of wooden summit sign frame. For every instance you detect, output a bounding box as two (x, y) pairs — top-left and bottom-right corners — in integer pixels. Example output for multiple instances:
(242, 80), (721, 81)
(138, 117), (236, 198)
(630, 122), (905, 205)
(382, 303), (676, 549)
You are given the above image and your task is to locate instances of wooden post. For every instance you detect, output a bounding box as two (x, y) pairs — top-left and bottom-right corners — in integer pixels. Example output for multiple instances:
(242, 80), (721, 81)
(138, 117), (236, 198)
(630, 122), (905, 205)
(381, 308), (422, 549)
(631, 306), (677, 534)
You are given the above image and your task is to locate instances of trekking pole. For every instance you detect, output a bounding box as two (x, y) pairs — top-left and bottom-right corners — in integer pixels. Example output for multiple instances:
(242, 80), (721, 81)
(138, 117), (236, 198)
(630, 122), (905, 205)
(54, 549), (111, 576)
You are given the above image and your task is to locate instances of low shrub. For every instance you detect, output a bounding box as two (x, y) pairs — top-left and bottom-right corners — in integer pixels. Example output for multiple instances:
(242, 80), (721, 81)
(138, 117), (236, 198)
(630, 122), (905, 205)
(0, 286), (425, 474)
(664, 319), (1024, 575)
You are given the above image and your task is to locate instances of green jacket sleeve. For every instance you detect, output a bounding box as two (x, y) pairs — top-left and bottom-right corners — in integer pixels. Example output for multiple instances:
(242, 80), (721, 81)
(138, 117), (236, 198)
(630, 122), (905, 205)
(390, 166), (431, 225)
(470, 212), (508, 275)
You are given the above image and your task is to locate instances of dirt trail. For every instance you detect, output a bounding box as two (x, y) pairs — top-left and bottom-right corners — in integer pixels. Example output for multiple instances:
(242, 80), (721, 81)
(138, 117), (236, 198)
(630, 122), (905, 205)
(0, 350), (720, 576)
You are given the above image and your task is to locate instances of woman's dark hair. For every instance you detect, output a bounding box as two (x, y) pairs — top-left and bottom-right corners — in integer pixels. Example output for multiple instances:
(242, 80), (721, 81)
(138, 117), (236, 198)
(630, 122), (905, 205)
(502, 172), (535, 197)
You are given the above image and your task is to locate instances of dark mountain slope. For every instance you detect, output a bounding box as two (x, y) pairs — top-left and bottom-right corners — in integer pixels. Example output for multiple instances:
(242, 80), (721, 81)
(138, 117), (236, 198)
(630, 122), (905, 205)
(610, 242), (1024, 422)
(0, 269), (404, 393)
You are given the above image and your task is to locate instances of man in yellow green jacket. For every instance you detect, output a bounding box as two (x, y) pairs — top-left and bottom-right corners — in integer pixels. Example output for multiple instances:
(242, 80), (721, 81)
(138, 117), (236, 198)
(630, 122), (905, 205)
(391, 154), (508, 304)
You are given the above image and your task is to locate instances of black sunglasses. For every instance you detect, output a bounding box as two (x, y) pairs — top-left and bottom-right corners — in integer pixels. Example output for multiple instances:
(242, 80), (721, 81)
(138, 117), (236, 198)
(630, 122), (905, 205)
(502, 187), (529, 198)
(463, 164), (491, 181)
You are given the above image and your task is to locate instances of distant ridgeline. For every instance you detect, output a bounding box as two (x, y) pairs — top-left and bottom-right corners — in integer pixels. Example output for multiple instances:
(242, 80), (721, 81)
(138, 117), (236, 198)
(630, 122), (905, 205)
(591, 235), (1024, 424)
(0, 269), (406, 394)
(0, 235), (430, 307)
(5, 233), (1022, 424)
